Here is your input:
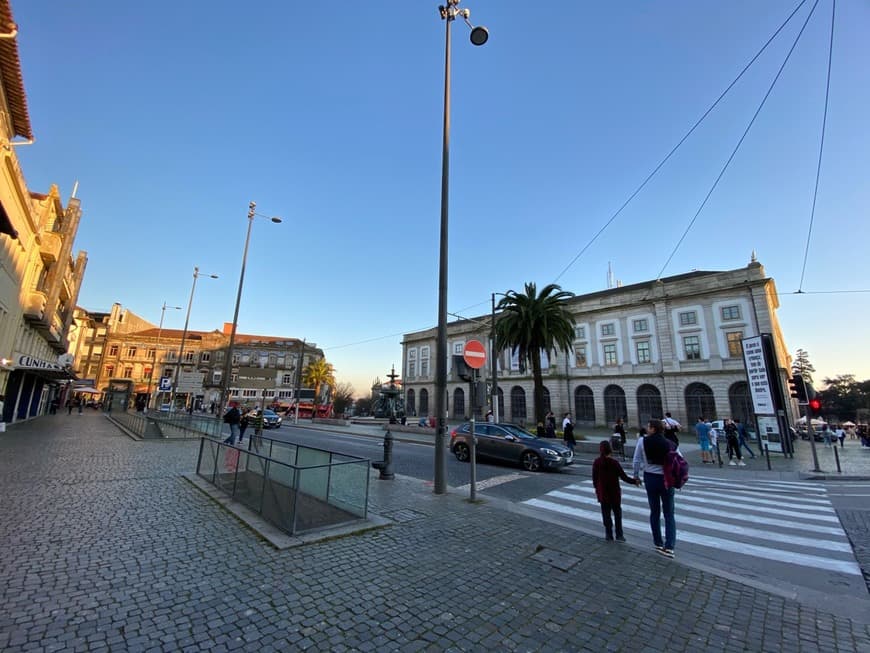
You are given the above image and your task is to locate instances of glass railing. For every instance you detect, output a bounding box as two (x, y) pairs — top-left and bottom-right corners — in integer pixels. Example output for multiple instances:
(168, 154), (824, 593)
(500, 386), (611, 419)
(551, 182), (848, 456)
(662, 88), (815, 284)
(195, 436), (370, 536)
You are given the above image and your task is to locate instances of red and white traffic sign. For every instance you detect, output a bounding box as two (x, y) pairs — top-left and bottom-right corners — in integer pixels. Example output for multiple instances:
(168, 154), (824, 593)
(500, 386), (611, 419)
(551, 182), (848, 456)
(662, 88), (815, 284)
(463, 339), (487, 369)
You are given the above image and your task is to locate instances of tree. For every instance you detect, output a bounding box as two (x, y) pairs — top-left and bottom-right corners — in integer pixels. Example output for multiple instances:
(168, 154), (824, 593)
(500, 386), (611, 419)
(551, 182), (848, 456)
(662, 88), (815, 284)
(791, 349), (815, 383)
(494, 282), (575, 426)
(302, 358), (336, 419)
(817, 374), (869, 422)
(332, 381), (355, 416)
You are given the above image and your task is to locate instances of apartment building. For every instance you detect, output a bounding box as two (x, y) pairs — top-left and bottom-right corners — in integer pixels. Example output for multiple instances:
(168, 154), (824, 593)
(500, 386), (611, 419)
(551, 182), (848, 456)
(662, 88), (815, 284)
(401, 260), (793, 430)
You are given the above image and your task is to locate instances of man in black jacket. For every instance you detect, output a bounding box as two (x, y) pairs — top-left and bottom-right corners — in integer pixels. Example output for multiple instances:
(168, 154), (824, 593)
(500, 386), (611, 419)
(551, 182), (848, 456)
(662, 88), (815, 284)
(222, 402), (241, 444)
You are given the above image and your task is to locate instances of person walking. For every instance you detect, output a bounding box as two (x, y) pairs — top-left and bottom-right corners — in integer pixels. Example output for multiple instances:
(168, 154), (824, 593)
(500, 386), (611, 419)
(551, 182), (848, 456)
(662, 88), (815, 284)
(695, 417), (713, 464)
(238, 409), (250, 445)
(835, 425), (846, 448)
(593, 440), (639, 542)
(662, 412), (681, 447)
(735, 419), (756, 459)
(633, 419), (677, 558)
(545, 411), (556, 438)
(563, 414), (576, 453)
(724, 419), (745, 466)
(820, 424), (832, 447)
(67, 398), (74, 415)
(613, 417), (627, 447)
(222, 402), (241, 444)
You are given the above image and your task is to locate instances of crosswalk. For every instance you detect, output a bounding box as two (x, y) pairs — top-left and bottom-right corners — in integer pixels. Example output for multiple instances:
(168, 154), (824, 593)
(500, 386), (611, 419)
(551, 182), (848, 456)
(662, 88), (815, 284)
(522, 475), (861, 576)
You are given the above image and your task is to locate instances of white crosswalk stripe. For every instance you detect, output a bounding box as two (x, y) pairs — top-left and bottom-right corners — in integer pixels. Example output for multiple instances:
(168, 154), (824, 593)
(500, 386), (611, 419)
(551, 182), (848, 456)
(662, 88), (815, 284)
(522, 475), (861, 576)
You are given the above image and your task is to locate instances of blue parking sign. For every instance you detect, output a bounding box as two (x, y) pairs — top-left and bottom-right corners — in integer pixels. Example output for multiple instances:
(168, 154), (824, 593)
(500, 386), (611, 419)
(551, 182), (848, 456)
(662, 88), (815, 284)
(158, 377), (172, 391)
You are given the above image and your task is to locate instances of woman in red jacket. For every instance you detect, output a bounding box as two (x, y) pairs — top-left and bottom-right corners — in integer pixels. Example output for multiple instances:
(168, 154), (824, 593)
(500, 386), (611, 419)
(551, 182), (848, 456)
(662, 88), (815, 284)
(592, 439), (640, 541)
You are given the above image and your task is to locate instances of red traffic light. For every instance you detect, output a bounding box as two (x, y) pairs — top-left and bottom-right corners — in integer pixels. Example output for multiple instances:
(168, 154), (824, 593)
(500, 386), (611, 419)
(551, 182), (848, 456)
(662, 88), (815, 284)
(808, 398), (822, 415)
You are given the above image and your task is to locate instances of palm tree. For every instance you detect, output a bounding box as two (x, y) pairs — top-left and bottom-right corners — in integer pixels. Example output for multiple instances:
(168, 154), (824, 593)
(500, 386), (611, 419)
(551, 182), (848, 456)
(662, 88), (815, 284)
(494, 282), (575, 426)
(302, 358), (336, 419)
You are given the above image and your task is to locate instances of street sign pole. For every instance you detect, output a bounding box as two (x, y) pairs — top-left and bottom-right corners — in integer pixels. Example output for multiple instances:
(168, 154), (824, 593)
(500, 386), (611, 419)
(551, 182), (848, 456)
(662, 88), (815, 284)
(463, 340), (486, 502)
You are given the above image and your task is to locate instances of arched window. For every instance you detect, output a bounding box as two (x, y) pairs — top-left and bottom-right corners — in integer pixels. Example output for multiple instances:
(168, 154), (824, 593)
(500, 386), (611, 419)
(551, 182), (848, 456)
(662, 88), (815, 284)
(685, 382), (716, 421)
(604, 385), (627, 425)
(453, 388), (466, 418)
(574, 386), (595, 424)
(636, 384), (663, 427)
(419, 388), (429, 416)
(496, 387), (504, 420)
(541, 386), (551, 415)
(407, 389), (416, 417)
(510, 386), (526, 422)
(728, 382), (752, 424)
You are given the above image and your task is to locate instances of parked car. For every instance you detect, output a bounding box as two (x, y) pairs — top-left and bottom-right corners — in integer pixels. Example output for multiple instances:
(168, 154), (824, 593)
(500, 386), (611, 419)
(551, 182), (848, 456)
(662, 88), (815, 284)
(449, 422), (574, 472)
(262, 409), (282, 429)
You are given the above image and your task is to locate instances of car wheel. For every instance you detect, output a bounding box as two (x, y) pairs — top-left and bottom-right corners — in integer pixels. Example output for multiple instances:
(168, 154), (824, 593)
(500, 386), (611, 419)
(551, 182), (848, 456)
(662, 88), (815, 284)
(522, 451), (542, 472)
(453, 443), (470, 462)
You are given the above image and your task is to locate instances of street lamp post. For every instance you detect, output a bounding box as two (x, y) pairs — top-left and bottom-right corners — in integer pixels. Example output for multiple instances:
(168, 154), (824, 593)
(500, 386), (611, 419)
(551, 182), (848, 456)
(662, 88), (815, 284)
(146, 301), (182, 411)
(169, 266), (218, 412)
(433, 1), (488, 495)
(219, 201), (282, 414)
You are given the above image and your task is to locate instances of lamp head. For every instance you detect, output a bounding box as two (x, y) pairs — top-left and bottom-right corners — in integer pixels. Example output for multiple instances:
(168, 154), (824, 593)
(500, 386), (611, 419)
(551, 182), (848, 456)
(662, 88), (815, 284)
(270, 217), (282, 224)
(470, 25), (488, 46)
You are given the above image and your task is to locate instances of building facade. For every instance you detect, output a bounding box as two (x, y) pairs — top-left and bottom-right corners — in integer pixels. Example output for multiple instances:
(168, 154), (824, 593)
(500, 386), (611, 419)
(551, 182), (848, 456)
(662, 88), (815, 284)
(0, 1), (88, 423)
(401, 261), (793, 431)
(71, 312), (324, 413)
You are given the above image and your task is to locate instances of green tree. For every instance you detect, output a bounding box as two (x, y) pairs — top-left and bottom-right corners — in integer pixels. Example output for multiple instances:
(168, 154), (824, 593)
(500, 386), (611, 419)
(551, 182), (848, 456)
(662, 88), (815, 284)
(791, 349), (815, 383)
(817, 374), (869, 422)
(494, 282), (575, 426)
(302, 358), (336, 419)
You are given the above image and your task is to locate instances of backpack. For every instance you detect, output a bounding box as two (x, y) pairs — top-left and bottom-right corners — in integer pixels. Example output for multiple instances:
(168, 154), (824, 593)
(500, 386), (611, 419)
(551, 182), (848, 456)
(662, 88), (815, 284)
(663, 447), (689, 490)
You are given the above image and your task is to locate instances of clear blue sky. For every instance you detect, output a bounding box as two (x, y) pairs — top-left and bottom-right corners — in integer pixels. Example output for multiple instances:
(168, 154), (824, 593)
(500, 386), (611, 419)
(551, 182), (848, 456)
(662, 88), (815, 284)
(14, 1), (869, 394)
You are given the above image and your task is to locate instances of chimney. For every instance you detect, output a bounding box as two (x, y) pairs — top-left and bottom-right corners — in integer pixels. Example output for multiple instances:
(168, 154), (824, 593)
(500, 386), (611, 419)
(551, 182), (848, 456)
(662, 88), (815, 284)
(223, 322), (233, 335)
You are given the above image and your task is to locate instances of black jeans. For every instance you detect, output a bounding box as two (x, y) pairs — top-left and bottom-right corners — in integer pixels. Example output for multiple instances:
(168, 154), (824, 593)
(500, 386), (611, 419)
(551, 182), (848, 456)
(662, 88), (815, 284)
(600, 502), (623, 539)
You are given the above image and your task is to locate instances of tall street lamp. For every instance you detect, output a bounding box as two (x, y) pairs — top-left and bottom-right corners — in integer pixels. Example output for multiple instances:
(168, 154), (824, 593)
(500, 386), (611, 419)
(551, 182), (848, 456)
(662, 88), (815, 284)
(220, 201), (282, 413)
(146, 301), (182, 410)
(433, 0), (488, 495)
(169, 266), (218, 411)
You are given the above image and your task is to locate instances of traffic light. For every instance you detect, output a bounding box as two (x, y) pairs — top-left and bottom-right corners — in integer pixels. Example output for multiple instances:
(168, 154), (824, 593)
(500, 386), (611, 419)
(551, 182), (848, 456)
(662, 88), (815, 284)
(808, 397), (822, 417)
(788, 374), (808, 402)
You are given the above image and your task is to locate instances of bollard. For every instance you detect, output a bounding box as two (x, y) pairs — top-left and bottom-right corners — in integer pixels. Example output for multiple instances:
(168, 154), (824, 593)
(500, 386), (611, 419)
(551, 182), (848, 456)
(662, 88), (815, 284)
(833, 444), (841, 473)
(371, 429), (395, 480)
(764, 444), (771, 471)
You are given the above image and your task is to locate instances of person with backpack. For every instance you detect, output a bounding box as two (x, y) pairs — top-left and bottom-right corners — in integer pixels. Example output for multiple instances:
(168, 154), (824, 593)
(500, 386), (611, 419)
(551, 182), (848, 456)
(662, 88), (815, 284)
(632, 419), (678, 558)
(593, 439), (640, 542)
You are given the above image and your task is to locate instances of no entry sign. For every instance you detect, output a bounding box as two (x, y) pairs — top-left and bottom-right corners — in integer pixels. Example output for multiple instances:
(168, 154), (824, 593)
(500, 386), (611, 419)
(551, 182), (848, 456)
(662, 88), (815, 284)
(463, 339), (487, 369)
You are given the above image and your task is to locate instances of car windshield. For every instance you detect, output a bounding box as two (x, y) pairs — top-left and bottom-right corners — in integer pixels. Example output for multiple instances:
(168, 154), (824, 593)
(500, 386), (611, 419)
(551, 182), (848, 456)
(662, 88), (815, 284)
(499, 424), (537, 440)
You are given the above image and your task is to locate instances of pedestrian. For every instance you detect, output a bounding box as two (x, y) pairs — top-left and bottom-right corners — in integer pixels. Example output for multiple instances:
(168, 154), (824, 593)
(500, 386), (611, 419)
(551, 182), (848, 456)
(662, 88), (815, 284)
(238, 409), (250, 444)
(820, 424), (832, 447)
(613, 417), (626, 447)
(486, 409), (494, 423)
(545, 411), (556, 438)
(735, 418), (756, 459)
(835, 425), (846, 448)
(708, 422), (719, 461)
(563, 414), (576, 453)
(222, 402), (241, 444)
(724, 419), (745, 466)
(662, 412), (681, 447)
(695, 417), (713, 464)
(251, 408), (265, 451)
(67, 398), (73, 415)
(632, 419), (677, 558)
(593, 439), (640, 542)
(77, 397), (83, 414)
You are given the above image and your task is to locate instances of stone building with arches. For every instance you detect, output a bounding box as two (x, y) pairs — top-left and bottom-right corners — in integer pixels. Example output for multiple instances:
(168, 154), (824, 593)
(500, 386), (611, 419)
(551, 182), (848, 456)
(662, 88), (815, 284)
(400, 260), (793, 431)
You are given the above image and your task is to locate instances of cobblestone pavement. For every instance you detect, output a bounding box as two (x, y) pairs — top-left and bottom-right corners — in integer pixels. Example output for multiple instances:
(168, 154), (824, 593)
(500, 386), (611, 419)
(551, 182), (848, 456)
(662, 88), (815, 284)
(2, 413), (869, 652)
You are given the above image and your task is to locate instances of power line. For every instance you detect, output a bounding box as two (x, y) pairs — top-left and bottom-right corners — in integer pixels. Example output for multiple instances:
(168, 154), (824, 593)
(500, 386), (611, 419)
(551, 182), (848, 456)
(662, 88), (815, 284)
(552, 0), (811, 284)
(797, 0), (836, 292)
(656, 0), (821, 280)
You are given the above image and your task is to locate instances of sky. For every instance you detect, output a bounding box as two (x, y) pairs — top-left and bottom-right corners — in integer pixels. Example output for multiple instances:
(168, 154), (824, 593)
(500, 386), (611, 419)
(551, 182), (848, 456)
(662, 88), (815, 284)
(12, 0), (869, 395)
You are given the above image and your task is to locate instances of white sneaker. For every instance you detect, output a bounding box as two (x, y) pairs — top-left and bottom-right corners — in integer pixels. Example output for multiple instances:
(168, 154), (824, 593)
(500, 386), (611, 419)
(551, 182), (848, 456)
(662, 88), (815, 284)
(729, 460), (737, 466)
(738, 460), (746, 466)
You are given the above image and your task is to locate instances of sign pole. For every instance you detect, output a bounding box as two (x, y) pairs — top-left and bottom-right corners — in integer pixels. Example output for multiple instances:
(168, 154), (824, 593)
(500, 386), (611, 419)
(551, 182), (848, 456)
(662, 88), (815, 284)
(469, 368), (477, 502)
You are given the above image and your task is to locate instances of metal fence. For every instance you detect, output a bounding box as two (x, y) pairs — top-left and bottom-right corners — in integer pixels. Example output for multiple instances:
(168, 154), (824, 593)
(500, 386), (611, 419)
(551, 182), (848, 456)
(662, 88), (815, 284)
(196, 435), (370, 535)
(110, 410), (222, 439)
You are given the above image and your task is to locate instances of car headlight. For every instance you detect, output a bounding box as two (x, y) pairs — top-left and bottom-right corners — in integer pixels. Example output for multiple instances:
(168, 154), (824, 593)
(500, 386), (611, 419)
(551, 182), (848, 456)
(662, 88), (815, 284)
(540, 448), (559, 457)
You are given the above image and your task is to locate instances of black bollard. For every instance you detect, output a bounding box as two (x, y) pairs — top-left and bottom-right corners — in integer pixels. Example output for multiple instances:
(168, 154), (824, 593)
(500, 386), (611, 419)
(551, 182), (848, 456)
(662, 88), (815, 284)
(764, 444), (771, 471)
(371, 429), (395, 480)
(833, 444), (841, 473)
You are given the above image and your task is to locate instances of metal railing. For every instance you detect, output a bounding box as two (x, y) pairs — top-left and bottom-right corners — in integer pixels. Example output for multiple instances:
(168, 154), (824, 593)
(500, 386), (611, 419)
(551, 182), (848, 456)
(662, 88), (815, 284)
(109, 410), (222, 439)
(196, 435), (370, 536)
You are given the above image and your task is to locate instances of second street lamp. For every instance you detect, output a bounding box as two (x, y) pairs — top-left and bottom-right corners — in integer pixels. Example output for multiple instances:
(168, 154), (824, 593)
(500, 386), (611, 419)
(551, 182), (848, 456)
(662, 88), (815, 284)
(433, 0), (489, 495)
(169, 266), (218, 412)
(220, 201), (282, 413)
(146, 301), (182, 411)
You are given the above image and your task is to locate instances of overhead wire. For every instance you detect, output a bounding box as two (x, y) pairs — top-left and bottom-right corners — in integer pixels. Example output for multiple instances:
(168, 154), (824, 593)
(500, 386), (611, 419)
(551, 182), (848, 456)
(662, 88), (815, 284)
(655, 0), (821, 280)
(552, 0), (811, 285)
(797, 0), (836, 292)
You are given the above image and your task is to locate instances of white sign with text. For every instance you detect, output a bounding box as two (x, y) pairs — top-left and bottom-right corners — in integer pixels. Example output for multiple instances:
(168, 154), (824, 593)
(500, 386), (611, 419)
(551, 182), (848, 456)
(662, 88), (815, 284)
(742, 336), (774, 414)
